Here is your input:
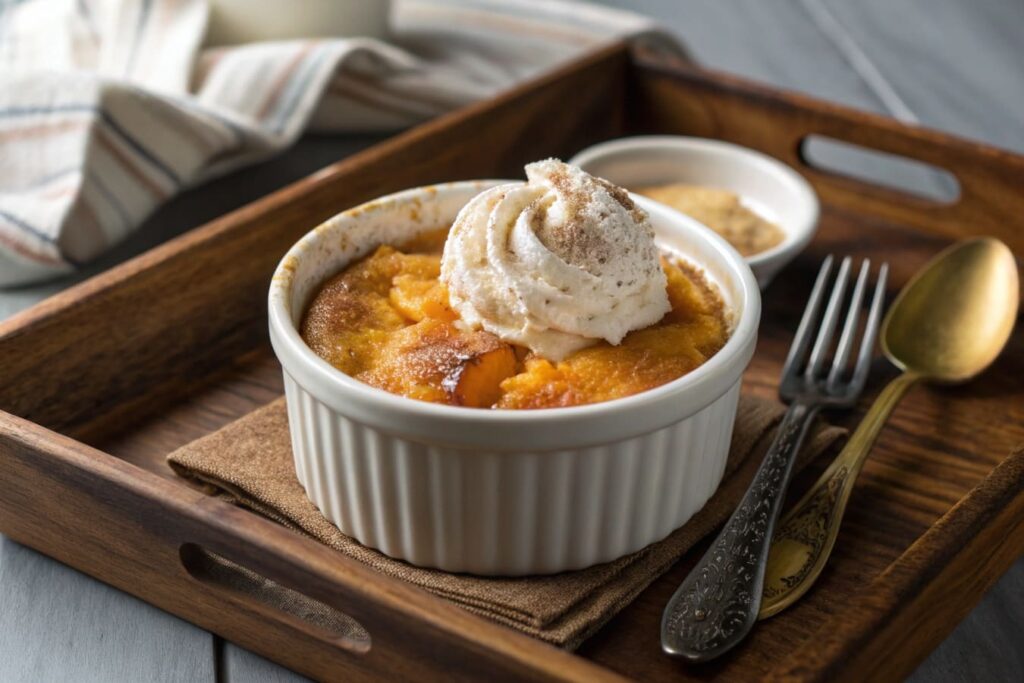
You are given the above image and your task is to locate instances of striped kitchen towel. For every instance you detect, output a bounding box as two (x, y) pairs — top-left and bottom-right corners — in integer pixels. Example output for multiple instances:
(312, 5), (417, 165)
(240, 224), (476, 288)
(0, 0), (684, 286)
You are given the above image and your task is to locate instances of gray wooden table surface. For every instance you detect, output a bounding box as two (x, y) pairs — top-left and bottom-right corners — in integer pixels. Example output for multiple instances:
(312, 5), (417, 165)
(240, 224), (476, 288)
(1, 1), (1022, 680)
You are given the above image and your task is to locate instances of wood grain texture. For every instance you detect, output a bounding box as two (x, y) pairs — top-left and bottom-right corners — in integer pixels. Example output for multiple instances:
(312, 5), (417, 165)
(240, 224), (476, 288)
(910, 568), (1024, 682)
(592, 0), (889, 112)
(0, 46), (633, 683)
(628, 55), (1024, 257)
(224, 644), (310, 683)
(1, 46), (1023, 682)
(0, 539), (215, 683)
(0, 411), (624, 683)
(0, 135), (388, 322)
(0, 3), (1021, 682)
(820, 0), (1024, 153)
(774, 449), (1024, 682)
(0, 130), (386, 683)
(237, 3), (1024, 679)
(592, 0), (1019, 203)
(606, 4), (1024, 681)
(574, 203), (1024, 682)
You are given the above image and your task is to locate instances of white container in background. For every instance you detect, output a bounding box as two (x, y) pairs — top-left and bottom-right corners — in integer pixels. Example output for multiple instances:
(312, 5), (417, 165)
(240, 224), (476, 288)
(268, 181), (761, 575)
(205, 0), (391, 46)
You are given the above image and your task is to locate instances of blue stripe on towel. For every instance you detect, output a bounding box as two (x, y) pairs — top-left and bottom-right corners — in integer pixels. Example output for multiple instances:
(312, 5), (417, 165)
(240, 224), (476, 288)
(99, 110), (182, 186)
(0, 210), (82, 266)
(0, 102), (181, 192)
(0, 104), (98, 118)
(0, 208), (57, 244)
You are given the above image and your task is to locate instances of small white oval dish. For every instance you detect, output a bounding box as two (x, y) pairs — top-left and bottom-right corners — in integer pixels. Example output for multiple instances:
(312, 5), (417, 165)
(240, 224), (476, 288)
(570, 136), (819, 287)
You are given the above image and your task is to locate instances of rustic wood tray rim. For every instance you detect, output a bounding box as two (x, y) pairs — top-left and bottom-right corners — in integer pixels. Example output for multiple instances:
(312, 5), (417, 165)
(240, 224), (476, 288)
(1, 43), (1022, 682)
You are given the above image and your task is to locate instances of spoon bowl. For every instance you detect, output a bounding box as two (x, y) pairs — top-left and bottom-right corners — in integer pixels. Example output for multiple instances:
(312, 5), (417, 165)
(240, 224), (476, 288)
(883, 237), (1019, 382)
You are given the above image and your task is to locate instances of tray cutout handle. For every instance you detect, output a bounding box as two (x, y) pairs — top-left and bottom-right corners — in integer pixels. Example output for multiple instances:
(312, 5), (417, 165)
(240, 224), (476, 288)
(179, 543), (372, 654)
(798, 134), (961, 205)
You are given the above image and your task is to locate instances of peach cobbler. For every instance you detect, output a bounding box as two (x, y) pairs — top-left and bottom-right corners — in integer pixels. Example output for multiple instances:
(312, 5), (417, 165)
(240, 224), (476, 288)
(301, 161), (730, 409)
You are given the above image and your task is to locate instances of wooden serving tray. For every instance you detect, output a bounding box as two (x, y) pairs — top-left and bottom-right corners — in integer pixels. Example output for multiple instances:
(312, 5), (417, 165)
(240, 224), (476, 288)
(1, 43), (1022, 682)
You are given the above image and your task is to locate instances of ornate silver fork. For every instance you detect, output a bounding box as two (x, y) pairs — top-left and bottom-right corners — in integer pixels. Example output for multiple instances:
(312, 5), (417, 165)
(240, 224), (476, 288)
(661, 255), (888, 662)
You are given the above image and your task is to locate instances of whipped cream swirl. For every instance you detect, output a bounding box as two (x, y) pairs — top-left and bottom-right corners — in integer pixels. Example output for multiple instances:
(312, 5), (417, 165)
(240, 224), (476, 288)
(441, 159), (670, 361)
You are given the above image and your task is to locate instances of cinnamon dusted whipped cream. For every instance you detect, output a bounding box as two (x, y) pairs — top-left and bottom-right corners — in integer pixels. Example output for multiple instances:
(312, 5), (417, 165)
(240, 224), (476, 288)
(441, 160), (670, 361)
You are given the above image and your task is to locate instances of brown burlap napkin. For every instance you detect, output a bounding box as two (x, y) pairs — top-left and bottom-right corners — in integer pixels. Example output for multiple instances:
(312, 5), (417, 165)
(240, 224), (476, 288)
(168, 395), (844, 649)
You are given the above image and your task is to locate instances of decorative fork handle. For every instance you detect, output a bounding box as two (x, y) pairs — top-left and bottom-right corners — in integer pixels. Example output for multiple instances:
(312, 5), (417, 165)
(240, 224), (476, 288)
(661, 399), (820, 661)
(759, 371), (920, 618)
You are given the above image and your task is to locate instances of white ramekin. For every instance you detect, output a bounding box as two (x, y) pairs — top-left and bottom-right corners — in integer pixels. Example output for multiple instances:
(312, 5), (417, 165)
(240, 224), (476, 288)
(569, 136), (820, 287)
(268, 181), (761, 575)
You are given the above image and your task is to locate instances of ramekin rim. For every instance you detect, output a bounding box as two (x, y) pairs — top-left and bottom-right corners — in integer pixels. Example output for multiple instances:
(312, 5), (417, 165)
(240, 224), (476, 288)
(268, 179), (761, 427)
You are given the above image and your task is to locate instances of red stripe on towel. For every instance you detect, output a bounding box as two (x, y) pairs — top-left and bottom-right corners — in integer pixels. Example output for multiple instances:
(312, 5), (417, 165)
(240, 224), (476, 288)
(0, 224), (67, 266)
(0, 119), (89, 143)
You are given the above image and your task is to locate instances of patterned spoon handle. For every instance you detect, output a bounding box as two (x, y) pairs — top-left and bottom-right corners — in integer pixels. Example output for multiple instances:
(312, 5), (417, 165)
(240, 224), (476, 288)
(759, 371), (920, 618)
(661, 400), (819, 662)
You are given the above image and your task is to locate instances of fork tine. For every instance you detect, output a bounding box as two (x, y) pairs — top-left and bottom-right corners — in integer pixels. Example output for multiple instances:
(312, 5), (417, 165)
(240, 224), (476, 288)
(850, 263), (889, 390)
(805, 256), (852, 378)
(780, 255), (834, 380)
(827, 259), (870, 388)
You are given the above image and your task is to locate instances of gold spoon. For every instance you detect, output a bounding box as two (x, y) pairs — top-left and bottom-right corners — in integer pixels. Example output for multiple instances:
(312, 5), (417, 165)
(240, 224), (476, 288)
(759, 237), (1019, 619)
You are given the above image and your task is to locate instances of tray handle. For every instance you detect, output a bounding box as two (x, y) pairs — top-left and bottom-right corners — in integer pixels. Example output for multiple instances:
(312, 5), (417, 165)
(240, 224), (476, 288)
(174, 503), (609, 682)
(179, 543), (372, 654)
(0, 411), (614, 683)
(631, 54), (1024, 255)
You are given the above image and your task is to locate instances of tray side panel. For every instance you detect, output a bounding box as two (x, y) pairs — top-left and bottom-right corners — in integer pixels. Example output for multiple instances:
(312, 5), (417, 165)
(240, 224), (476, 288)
(0, 411), (626, 683)
(1, 46), (1022, 683)
(574, 196), (1024, 681)
(0, 44), (629, 442)
(774, 448), (1024, 682)
(563, 55), (1024, 682)
(627, 53), (1024, 257)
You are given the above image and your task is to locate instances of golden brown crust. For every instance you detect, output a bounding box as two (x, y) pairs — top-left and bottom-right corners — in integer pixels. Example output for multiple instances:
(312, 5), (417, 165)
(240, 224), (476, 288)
(360, 319), (516, 407)
(300, 230), (730, 409)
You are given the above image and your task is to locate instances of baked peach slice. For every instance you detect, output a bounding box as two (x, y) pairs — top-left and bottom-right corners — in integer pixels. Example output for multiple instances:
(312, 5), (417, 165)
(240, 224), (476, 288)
(444, 340), (518, 408)
(389, 273), (457, 322)
(360, 319), (516, 407)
